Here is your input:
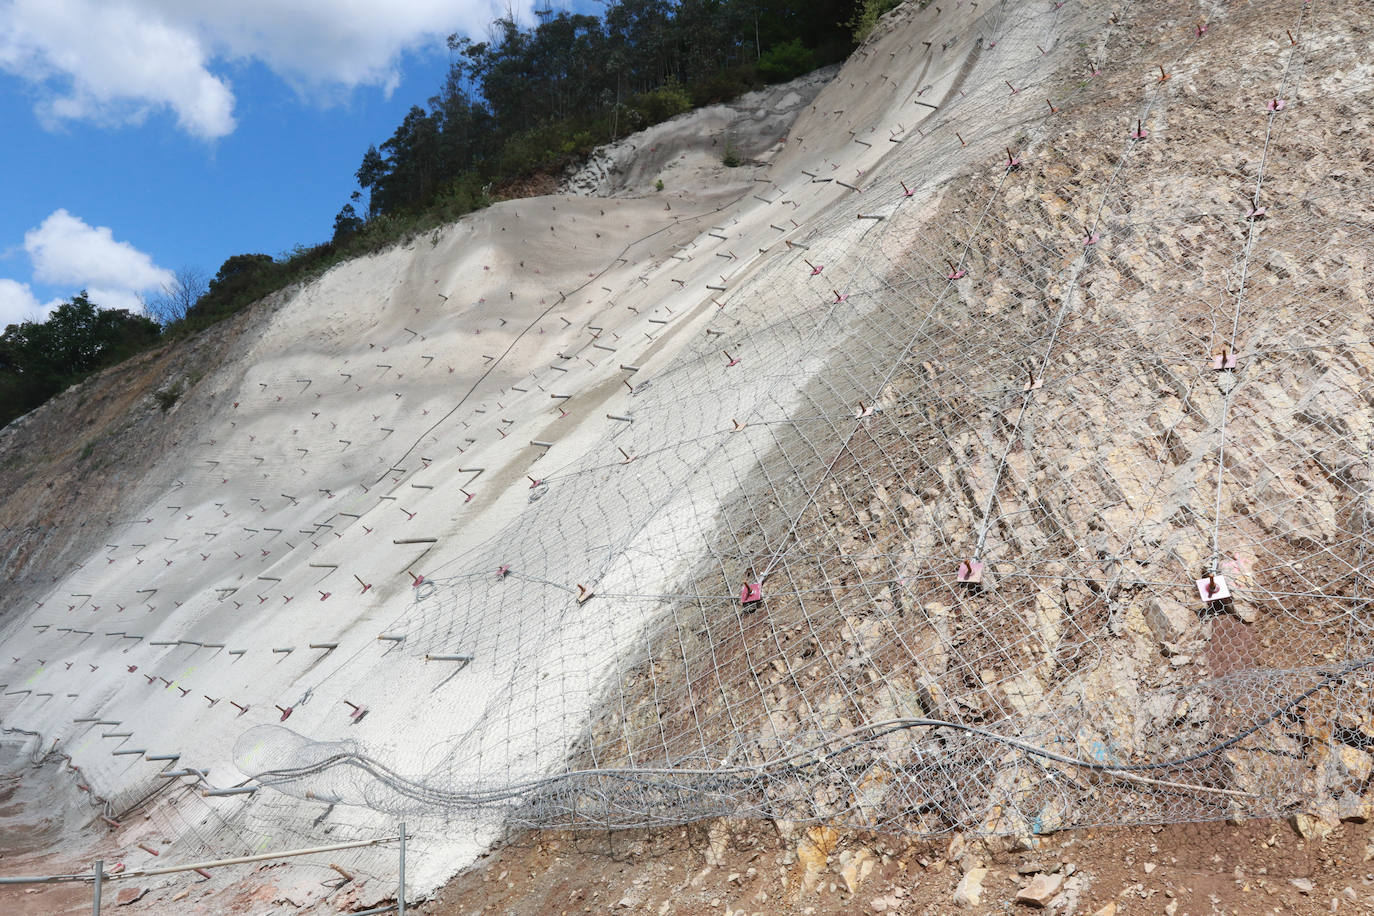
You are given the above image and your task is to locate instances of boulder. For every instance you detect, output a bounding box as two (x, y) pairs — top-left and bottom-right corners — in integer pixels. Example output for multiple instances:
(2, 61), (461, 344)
(953, 867), (988, 907)
(797, 826), (839, 892)
(1144, 597), (1195, 645)
(1015, 872), (1063, 908)
(1339, 746), (1373, 782)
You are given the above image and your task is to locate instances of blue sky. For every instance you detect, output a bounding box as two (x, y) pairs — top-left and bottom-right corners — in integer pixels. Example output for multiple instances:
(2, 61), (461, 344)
(0, 0), (571, 328)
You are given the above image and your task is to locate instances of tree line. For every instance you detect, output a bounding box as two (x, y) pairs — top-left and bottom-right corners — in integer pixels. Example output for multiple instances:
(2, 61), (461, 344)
(2, 0), (902, 430)
(0, 293), (161, 428)
(342, 0), (864, 236)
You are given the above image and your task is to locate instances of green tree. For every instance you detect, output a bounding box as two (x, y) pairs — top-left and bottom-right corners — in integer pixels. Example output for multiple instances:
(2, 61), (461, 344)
(0, 292), (161, 428)
(355, 145), (388, 219)
(377, 106), (442, 212)
(185, 253), (281, 324)
(757, 38), (816, 82)
(332, 202), (365, 244)
(846, 0), (904, 43)
(353, 0), (860, 223)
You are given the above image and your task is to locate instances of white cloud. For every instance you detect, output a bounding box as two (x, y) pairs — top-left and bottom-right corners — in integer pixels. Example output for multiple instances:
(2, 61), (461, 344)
(83, 286), (149, 315)
(0, 278), (52, 328)
(25, 209), (173, 295)
(0, 0), (236, 139)
(0, 211), (171, 325)
(0, 0), (535, 140)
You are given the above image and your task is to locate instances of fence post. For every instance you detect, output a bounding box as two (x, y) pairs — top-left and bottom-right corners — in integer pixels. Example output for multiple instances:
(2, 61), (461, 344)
(397, 823), (406, 916)
(92, 859), (103, 915)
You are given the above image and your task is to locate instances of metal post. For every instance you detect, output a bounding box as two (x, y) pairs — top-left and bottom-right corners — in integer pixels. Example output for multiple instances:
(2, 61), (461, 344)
(92, 860), (102, 915)
(397, 823), (406, 916)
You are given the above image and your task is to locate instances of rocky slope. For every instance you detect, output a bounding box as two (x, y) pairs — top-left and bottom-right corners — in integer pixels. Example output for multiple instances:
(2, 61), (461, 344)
(3, 0), (1374, 912)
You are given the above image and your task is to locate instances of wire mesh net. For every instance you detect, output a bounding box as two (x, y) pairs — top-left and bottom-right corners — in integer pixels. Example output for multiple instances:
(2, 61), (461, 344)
(2, 0), (1373, 886)
(231, 0), (1374, 842)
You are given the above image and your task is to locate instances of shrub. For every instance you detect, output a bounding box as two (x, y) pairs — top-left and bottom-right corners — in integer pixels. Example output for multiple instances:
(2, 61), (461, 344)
(331, 203), (365, 245)
(689, 65), (760, 107)
(184, 253), (282, 327)
(633, 78), (693, 125)
(154, 380), (184, 412)
(757, 39), (816, 83)
(847, 0), (906, 43)
(436, 172), (490, 219)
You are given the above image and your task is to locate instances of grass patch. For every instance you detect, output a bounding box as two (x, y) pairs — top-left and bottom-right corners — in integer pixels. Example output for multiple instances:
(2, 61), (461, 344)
(153, 381), (184, 412)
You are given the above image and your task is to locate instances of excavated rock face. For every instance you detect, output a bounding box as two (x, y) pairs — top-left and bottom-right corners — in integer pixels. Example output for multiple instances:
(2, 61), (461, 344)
(561, 0), (1374, 839)
(560, 67), (839, 198)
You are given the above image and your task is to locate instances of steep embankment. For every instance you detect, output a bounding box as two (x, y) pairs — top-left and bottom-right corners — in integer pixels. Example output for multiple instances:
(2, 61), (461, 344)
(5, 0), (1374, 912)
(0, 307), (265, 591)
(0, 58), (867, 908)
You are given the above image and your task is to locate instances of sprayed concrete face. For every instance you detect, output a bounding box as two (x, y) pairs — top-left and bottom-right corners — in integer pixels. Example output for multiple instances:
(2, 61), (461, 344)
(0, 1), (1100, 897)
(6, 0), (1371, 908)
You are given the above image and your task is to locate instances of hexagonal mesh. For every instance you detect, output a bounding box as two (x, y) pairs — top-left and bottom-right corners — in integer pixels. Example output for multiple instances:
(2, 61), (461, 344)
(232, 0), (1374, 842)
